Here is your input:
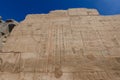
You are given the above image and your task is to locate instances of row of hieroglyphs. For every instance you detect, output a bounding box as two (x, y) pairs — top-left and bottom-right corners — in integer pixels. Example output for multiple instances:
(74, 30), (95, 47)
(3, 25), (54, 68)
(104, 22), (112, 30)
(0, 52), (120, 73)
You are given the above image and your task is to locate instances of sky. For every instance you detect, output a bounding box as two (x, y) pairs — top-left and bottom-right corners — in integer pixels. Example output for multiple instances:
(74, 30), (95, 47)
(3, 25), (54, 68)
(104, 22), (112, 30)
(0, 0), (120, 21)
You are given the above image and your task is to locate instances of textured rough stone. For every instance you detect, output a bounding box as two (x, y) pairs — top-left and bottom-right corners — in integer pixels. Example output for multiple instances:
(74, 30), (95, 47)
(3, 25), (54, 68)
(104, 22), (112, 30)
(0, 19), (18, 50)
(1, 8), (120, 80)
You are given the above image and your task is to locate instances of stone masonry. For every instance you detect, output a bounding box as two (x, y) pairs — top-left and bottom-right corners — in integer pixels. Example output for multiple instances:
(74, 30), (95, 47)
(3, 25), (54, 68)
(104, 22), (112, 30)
(0, 17), (18, 50)
(0, 8), (120, 80)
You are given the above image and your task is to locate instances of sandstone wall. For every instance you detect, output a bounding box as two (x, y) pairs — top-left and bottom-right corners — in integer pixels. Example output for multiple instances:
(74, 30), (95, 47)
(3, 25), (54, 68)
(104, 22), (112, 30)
(0, 8), (120, 80)
(0, 18), (18, 50)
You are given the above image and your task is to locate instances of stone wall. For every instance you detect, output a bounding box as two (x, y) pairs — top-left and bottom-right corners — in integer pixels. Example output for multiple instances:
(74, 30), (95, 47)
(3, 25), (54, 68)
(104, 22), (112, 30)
(0, 8), (120, 80)
(0, 17), (18, 50)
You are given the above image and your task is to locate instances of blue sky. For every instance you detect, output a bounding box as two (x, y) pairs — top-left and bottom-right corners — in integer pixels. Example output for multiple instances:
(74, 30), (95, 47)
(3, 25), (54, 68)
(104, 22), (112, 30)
(0, 0), (120, 21)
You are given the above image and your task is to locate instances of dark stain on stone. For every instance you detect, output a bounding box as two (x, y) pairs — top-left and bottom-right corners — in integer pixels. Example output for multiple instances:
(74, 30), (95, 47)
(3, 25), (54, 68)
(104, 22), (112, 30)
(112, 38), (119, 46)
(111, 65), (120, 71)
(72, 47), (76, 54)
(115, 57), (120, 63)
(0, 58), (3, 72)
(54, 64), (63, 78)
(86, 55), (96, 61)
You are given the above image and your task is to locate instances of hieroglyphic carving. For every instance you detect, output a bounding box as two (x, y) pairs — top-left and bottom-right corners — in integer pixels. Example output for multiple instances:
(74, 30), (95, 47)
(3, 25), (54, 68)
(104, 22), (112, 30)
(0, 53), (20, 73)
(0, 8), (120, 80)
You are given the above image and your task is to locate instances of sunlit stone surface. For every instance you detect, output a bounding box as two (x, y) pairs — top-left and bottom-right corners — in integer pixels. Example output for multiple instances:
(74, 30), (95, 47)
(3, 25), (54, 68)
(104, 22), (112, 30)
(1, 8), (120, 80)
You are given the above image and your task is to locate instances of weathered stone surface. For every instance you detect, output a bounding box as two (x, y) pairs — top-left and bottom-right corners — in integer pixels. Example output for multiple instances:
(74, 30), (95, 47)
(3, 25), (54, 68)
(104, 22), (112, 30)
(0, 19), (18, 50)
(1, 8), (120, 80)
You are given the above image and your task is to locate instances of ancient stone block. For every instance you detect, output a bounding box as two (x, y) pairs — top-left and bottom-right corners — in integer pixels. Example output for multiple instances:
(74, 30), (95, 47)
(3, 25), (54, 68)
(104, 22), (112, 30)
(68, 8), (88, 16)
(0, 8), (120, 80)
